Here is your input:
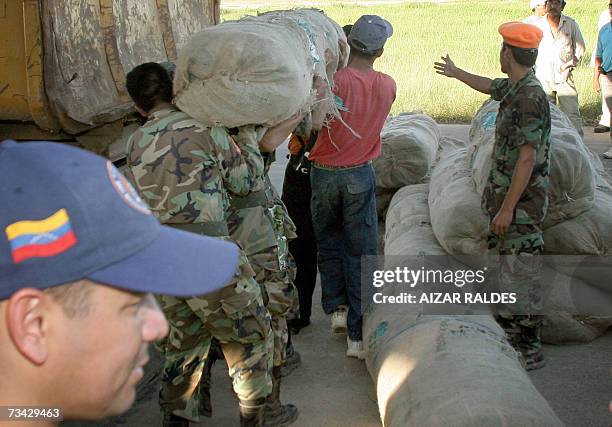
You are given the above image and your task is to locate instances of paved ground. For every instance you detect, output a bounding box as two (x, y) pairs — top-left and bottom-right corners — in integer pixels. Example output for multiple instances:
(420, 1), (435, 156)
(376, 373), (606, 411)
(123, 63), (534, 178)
(65, 124), (612, 427)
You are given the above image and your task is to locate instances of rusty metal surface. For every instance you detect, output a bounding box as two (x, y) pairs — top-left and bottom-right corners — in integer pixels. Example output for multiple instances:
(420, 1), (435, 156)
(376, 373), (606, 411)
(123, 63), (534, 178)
(42, 0), (129, 131)
(112, 0), (167, 75)
(156, 0), (178, 61)
(24, 0), (60, 131)
(0, 0), (30, 121)
(2, 0), (220, 147)
(168, 0), (217, 51)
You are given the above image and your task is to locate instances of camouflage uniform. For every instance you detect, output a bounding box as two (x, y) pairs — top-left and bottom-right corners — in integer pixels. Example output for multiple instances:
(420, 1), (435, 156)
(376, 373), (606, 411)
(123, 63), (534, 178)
(126, 108), (273, 421)
(227, 148), (299, 367)
(485, 70), (551, 368)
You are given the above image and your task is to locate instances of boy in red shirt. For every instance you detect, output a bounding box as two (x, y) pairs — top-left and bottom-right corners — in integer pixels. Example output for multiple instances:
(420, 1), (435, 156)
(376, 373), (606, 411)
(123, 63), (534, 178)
(309, 15), (396, 358)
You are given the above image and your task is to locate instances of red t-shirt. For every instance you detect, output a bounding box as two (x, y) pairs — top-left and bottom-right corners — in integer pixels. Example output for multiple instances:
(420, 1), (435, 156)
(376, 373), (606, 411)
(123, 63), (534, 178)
(309, 67), (396, 167)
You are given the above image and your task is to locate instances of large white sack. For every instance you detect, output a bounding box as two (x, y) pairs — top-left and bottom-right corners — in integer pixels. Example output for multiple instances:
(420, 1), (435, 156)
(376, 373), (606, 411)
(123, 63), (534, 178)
(544, 188), (612, 255)
(363, 184), (562, 427)
(542, 312), (612, 344)
(542, 188), (612, 294)
(373, 114), (440, 189)
(468, 100), (595, 228)
(256, 9), (350, 129)
(174, 9), (347, 128)
(428, 148), (489, 255)
(384, 184), (446, 256)
(365, 315), (563, 427)
(437, 135), (468, 153)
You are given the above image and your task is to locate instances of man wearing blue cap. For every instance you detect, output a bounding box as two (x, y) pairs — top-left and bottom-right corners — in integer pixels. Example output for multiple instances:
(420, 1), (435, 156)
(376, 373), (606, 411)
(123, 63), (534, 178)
(124, 63), (280, 426)
(309, 15), (396, 359)
(0, 141), (240, 423)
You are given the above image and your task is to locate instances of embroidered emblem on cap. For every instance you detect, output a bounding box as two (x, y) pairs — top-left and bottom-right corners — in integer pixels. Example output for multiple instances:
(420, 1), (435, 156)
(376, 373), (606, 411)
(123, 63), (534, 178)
(5, 208), (78, 264)
(106, 161), (151, 215)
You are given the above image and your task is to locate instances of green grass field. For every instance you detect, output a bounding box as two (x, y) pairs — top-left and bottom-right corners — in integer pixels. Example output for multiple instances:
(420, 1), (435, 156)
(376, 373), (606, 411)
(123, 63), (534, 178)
(222, 1), (608, 124)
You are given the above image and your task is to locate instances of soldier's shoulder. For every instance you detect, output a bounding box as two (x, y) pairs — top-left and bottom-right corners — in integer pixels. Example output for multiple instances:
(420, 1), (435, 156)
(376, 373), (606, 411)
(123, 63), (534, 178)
(166, 112), (210, 134)
(518, 81), (548, 103)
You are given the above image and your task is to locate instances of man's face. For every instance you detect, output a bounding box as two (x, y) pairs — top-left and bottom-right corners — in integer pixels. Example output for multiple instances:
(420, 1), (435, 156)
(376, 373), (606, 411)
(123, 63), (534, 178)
(48, 285), (168, 419)
(545, 0), (563, 18)
(500, 44), (510, 74)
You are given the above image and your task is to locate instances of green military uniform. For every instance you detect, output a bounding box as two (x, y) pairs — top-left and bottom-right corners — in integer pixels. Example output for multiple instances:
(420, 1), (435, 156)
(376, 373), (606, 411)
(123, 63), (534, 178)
(486, 70), (551, 369)
(227, 147), (299, 368)
(126, 108), (273, 422)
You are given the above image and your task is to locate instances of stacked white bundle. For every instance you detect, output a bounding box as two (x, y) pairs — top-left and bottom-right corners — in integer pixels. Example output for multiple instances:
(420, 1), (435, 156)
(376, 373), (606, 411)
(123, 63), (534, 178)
(174, 9), (348, 128)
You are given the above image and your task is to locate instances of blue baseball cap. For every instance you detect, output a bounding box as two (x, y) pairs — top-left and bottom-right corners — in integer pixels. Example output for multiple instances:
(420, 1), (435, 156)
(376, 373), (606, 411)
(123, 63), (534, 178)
(348, 15), (393, 54)
(0, 141), (240, 299)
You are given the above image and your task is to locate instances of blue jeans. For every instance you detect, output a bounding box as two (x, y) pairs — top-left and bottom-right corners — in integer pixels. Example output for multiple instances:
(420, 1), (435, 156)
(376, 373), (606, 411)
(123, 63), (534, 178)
(310, 163), (378, 341)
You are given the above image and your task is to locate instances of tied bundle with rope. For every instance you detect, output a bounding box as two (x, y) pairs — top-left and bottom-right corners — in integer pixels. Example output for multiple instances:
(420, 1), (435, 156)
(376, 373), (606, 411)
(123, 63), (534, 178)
(174, 9), (349, 130)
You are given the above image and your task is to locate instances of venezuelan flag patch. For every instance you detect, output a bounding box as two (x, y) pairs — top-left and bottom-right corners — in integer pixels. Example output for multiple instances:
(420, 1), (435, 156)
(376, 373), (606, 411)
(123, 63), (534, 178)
(5, 208), (78, 264)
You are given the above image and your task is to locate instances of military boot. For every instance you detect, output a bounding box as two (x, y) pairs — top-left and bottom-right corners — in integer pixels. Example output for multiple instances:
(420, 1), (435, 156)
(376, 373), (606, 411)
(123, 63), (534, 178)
(240, 398), (266, 427)
(162, 413), (190, 427)
(264, 367), (298, 426)
(519, 317), (546, 371)
(279, 340), (301, 378)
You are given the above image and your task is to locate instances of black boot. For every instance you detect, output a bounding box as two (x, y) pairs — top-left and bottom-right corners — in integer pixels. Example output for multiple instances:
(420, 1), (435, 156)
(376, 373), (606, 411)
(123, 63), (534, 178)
(162, 413), (190, 427)
(240, 398), (266, 427)
(264, 367), (298, 426)
(519, 317), (546, 371)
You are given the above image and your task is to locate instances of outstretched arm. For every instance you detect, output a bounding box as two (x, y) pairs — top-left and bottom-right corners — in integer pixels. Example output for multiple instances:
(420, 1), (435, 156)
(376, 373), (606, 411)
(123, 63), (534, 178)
(434, 54), (492, 95)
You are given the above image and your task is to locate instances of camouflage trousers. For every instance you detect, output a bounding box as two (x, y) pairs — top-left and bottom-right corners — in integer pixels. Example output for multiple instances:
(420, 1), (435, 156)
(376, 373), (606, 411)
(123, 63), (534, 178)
(249, 246), (299, 367)
(157, 254), (273, 422)
(488, 223), (544, 360)
(228, 205), (298, 367)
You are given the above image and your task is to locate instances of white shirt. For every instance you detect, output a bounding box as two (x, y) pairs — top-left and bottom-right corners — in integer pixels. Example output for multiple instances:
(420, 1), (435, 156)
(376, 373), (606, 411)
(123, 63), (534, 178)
(523, 15), (543, 25)
(535, 14), (586, 84)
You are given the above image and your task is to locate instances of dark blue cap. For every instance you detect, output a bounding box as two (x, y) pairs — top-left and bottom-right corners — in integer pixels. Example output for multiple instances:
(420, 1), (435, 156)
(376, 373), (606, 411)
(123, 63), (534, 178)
(0, 141), (240, 299)
(348, 15), (393, 54)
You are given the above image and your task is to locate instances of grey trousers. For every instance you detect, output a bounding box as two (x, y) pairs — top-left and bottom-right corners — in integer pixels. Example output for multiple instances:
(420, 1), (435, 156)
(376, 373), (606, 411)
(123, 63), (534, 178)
(542, 76), (583, 136)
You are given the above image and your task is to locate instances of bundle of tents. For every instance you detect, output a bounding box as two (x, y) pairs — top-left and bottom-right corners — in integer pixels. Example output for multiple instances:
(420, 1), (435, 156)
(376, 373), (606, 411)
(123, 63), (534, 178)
(173, 8), (348, 131)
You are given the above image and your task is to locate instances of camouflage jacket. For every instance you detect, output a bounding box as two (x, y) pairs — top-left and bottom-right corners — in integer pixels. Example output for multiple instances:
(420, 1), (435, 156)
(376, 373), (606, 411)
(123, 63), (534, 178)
(126, 108), (264, 225)
(227, 146), (296, 257)
(484, 70), (551, 226)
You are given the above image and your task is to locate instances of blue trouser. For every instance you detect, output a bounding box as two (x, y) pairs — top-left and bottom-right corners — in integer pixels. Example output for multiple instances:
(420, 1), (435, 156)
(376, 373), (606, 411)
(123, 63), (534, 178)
(310, 163), (378, 341)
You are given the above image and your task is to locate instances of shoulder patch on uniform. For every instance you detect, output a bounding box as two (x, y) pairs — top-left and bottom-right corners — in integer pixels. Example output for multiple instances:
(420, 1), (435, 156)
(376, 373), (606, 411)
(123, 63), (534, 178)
(106, 161), (152, 215)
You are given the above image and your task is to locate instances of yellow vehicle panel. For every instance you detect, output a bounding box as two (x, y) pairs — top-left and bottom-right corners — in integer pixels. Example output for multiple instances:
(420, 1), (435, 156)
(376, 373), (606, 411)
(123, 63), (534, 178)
(0, 0), (218, 138)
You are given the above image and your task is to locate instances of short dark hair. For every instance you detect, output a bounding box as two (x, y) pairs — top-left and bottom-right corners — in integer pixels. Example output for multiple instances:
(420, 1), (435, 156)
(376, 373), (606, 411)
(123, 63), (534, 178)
(348, 40), (380, 59)
(126, 62), (173, 113)
(343, 24), (353, 37)
(44, 280), (93, 318)
(504, 43), (538, 67)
